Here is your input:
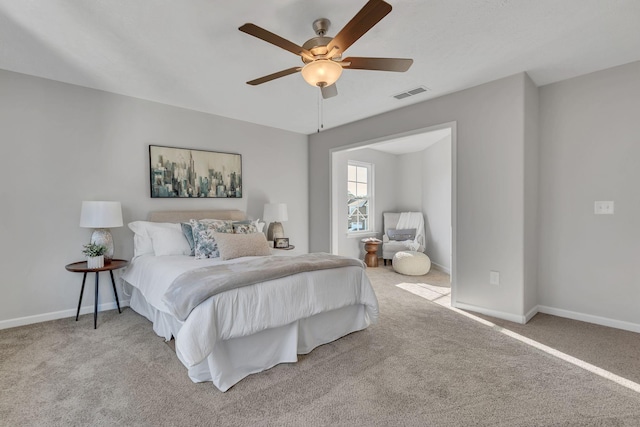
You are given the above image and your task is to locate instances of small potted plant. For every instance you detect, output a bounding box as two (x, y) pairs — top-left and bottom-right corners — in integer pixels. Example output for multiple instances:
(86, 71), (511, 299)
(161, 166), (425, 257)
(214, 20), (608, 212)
(82, 243), (107, 269)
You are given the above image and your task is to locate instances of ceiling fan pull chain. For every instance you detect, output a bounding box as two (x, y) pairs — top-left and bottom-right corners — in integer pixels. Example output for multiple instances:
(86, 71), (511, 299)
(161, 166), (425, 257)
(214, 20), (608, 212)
(317, 88), (324, 133)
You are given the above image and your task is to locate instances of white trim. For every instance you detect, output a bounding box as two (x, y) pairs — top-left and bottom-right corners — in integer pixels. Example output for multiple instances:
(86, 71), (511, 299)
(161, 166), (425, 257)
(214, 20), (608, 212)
(453, 301), (526, 324)
(524, 305), (539, 323)
(0, 300), (130, 331)
(346, 231), (378, 239)
(537, 305), (640, 334)
(430, 262), (451, 275)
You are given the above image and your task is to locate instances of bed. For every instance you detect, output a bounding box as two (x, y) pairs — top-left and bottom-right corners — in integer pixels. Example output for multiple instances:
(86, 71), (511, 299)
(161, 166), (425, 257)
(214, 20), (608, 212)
(121, 210), (379, 392)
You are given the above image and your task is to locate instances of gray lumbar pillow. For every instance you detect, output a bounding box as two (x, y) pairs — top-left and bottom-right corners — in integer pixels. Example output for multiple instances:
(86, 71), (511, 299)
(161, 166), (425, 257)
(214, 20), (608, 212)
(387, 228), (416, 241)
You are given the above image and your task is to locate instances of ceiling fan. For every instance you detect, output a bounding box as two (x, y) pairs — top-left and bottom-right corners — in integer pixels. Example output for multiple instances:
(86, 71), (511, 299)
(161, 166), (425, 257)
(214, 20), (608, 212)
(239, 0), (413, 99)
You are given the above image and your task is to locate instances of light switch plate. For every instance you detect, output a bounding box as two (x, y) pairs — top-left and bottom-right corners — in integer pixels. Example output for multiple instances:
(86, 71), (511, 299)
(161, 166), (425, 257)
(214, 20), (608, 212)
(490, 271), (500, 286)
(594, 201), (614, 214)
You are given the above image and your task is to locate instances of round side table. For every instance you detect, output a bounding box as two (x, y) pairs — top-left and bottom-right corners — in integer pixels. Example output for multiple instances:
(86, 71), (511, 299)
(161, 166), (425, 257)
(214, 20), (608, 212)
(362, 239), (382, 268)
(65, 259), (128, 329)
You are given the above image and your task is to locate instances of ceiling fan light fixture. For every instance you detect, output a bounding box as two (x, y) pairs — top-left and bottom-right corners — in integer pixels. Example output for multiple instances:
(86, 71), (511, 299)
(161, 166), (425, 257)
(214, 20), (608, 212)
(301, 59), (343, 87)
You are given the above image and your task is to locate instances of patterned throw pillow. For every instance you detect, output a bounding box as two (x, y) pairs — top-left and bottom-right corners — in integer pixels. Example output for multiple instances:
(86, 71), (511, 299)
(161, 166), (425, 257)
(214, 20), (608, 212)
(189, 219), (234, 259)
(233, 223), (258, 234)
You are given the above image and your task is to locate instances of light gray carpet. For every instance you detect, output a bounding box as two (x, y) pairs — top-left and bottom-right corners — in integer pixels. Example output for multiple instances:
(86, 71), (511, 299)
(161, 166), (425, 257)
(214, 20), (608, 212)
(1, 265), (640, 426)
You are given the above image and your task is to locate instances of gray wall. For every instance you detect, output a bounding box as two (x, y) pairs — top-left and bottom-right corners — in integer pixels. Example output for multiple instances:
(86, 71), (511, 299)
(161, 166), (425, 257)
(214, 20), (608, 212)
(396, 152), (423, 213)
(396, 137), (452, 272)
(333, 148), (398, 259)
(0, 69), (308, 327)
(310, 73), (532, 321)
(538, 61), (640, 327)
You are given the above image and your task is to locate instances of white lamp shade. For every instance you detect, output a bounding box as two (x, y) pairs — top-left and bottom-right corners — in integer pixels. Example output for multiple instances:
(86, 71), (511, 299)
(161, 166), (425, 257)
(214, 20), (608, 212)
(301, 60), (343, 87)
(263, 203), (288, 223)
(80, 201), (123, 228)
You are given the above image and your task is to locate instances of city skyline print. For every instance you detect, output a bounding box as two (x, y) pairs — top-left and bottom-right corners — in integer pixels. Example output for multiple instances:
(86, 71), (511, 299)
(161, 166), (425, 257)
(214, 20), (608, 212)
(149, 145), (242, 198)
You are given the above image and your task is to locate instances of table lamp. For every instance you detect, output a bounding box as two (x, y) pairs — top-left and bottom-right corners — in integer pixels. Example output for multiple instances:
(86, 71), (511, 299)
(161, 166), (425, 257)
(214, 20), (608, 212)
(80, 201), (123, 264)
(263, 203), (288, 241)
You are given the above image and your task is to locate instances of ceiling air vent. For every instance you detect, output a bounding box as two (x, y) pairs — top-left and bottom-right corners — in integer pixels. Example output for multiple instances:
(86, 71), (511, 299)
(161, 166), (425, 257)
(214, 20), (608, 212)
(393, 86), (428, 100)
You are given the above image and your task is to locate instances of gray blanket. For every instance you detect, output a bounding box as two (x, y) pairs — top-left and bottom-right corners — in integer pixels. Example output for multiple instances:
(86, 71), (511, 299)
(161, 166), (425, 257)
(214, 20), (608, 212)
(162, 252), (365, 321)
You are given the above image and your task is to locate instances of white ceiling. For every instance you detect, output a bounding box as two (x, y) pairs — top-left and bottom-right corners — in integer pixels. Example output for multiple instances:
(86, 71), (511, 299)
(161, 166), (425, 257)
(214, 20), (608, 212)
(1, 1), (639, 135)
(368, 128), (451, 155)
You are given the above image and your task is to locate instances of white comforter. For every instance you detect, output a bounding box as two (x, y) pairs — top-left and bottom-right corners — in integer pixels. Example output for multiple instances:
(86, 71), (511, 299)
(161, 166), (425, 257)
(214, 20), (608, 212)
(122, 255), (379, 368)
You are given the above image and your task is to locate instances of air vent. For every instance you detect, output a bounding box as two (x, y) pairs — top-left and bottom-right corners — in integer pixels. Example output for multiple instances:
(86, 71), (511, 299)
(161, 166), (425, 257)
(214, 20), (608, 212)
(393, 86), (429, 100)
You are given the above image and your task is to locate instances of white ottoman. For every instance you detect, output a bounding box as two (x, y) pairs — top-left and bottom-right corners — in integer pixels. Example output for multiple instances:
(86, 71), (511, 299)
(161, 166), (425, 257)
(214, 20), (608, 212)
(392, 251), (431, 276)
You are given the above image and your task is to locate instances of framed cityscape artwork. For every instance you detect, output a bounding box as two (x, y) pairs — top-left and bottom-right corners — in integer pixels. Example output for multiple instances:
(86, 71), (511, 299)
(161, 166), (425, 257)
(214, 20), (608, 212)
(149, 145), (242, 198)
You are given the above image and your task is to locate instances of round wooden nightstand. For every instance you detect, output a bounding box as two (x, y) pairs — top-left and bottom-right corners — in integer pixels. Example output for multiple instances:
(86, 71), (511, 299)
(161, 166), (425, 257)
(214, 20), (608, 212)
(65, 259), (128, 329)
(362, 239), (382, 267)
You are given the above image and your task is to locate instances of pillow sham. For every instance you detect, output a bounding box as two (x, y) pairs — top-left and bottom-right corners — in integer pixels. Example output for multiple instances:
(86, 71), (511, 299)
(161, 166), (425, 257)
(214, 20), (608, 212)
(128, 221), (192, 257)
(181, 222), (195, 256)
(190, 219), (234, 259)
(146, 222), (192, 256)
(128, 221), (155, 257)
(212, 231), (272, 261)
(233, 223), (258, 234)
(129, 221), (177, 257)
(253, 219), (265, 233)
(387, 228), (417, 241)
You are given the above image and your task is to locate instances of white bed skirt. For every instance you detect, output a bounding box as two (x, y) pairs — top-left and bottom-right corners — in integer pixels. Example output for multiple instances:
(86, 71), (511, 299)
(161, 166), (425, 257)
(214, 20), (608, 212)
(130, 288), (369, 391)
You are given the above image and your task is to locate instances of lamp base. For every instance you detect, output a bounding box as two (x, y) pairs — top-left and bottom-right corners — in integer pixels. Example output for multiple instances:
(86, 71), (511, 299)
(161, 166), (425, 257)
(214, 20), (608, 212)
(267, 222), (285, 241)
(91, 228), (114, 264)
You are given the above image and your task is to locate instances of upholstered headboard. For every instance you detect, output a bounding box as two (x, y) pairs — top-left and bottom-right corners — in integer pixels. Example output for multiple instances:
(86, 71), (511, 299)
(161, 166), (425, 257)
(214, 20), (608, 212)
(148, 210), (246, 223)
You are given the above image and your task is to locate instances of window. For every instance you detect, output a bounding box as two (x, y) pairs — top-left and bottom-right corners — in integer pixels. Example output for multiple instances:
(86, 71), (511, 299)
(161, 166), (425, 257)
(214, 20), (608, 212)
(347, 161), (373, 233)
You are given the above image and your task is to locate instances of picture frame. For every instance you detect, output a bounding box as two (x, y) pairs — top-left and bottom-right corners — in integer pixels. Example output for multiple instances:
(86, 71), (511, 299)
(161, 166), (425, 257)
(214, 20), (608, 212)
(274, 237), (289, 249)
(149, 145), (242, 198)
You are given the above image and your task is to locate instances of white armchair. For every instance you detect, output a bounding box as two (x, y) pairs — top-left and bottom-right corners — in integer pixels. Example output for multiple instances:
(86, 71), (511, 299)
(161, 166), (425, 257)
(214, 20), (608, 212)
(382, 212), (426, 265)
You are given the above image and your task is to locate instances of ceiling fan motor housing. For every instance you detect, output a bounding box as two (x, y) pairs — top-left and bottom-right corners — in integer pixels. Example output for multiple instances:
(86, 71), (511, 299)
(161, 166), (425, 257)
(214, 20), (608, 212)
(302, 36), (334, 63)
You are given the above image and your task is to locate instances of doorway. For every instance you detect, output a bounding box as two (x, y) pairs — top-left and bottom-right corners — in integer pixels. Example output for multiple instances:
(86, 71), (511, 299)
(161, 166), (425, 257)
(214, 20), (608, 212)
(329, 122), (457, 302)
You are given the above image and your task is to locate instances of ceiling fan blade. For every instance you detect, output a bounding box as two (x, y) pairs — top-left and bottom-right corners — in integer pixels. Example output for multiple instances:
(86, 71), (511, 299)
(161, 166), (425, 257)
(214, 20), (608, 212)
(321, 83), (338, 99)
(342, 57), (413, 72)
(247, 67), (301, 86)
(326, 0), (392, 56)
(239, 23), (313, 60)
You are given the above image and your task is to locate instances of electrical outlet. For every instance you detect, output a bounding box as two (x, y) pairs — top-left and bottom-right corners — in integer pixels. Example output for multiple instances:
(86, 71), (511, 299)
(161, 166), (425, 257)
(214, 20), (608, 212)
(594, 201), (614, 214)
(490, 271), (500, 286)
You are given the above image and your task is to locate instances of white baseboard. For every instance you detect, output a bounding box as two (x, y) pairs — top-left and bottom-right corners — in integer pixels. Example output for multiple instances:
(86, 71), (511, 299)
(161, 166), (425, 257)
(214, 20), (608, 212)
(524, 305), (539, 323)
(450, 303), (640, 333)
(453, 301), (526, 324)
(0, 300), (130, 331)
(537, 305), (640, 334)
(431, 262), (451, 275)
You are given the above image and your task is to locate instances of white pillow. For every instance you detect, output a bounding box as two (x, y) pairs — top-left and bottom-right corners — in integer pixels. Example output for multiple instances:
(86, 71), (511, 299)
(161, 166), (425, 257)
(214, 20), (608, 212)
(146, 222), (192, 256)
(128, 221), (191, 257)
(253, 219), (265, 233)
(212, 232), (272, 260)
(128, 221), (155, 257)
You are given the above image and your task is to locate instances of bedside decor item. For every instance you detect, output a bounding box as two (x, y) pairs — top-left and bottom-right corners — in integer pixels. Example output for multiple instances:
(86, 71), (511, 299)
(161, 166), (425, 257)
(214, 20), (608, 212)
(82, 243), (107, 269)
(274, 237), (289, 249)
(149, 145), (242, 198)
(361, 237), (382, 268)
(80, 201), (123, 264)
(264, 203), (288, 241)
(65, 259), (128, 329)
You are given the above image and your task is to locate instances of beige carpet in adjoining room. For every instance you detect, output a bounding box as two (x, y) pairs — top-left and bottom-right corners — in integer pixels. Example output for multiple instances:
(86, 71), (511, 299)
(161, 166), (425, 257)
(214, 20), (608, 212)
(1, 264), (639, 426)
